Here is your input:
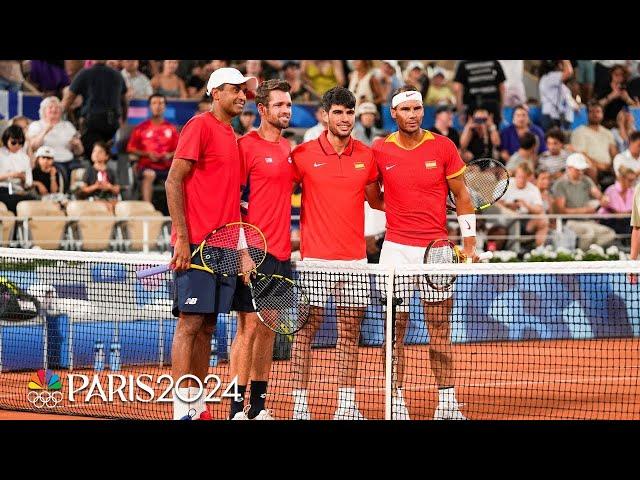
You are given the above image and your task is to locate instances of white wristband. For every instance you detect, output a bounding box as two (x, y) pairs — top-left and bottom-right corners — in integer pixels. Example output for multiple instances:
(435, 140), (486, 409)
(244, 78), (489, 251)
(457, 214), (476, 238)
(237, 227), (248, 250)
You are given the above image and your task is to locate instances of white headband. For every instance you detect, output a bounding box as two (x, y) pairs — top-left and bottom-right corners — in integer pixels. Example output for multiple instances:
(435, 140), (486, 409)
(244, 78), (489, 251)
(391, 90), (423, 108)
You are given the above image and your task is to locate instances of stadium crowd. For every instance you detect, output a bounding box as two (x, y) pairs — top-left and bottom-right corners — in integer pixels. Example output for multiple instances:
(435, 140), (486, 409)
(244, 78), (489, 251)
(1, 59), (639, 256)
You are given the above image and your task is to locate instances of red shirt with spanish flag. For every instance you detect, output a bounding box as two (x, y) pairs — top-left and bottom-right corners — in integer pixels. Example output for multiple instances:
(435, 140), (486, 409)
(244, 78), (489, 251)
(372, 129), (465, 246)
(292, 131), (378, 260)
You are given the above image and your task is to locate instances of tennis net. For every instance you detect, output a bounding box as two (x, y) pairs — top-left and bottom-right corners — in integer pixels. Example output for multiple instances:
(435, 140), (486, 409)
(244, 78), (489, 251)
(0, 247), (638, 420)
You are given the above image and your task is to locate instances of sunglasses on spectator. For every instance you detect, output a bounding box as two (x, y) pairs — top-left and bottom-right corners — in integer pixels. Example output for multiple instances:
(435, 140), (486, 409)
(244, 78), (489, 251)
(8, 139), (24, 146)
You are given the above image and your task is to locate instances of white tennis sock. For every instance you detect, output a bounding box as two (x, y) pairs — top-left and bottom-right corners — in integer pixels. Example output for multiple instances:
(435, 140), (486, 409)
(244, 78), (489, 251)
(173, 387), (192, 420)
(337, 387), (357, 411)
(190, 386), (206, 416)
(438, 387), (459, 408)
(292, 389), (309, 413)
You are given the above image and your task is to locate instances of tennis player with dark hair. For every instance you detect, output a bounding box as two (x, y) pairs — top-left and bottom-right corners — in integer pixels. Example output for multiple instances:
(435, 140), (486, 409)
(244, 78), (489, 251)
(229, 79), (294, 420)
(290, 86), (383, 420)
(166, 67), (257, 420)
(372, 85), (479, 420)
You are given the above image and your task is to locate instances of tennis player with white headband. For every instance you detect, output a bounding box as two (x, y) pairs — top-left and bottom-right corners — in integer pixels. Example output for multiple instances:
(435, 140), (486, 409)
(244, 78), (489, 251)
(372, 84), (478, 420)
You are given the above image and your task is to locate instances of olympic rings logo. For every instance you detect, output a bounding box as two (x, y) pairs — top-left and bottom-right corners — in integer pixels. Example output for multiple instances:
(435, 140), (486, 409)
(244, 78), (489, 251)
(27, 390), (63, 408)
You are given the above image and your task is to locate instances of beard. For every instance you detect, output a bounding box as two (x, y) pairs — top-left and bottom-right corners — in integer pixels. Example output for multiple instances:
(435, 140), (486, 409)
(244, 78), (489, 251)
(267, 115), (290, 130)
(328, 124), (353, 139)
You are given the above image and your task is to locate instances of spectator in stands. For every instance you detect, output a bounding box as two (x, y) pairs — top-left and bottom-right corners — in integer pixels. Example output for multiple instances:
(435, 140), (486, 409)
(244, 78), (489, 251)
(537, 127), (571, 180)
(261, 60), (286, 81)
(536, 171), (553, 213)
(8, 116), (33, 160)
(242, 61), (264, 100)
(597, 64), (638, 128)
(612, 130), (640, 177)
(302, 105), (327, 143)
(403, 61), (429, 99)
(538, 60), (576, 131)
(611, 108), (637, 153)
(430, 104), (460, 148)
(0, 125), (34, 213)
(348, 60), (384, 107)
(121, 60), (153, 100)
(232, 101), (258, 138)
(28, 96), (84, 190)
(424, 67), (456, 106)
(460, 106), (500, 162)
(599, 166), (637, 235)
(377, 60), (403, 105)
(78, 141), (120, 212)
(61, 60), (128, 158)
(151, 60), (187, 99)
(126, 94), (179, 204)
(282, 61), (320, 102)
(301, 60), (345, 96)
(505, 131), (538, 173)
(570, 101), (617, 187)
(498, 60), (526, 107)
(0, 61), (24, 92)
(186, 61), (210, 99)
(106, 60), (122, 70)
(207, 60), (229, 73)
(454, 60), (506, 124)
(552, 153), (615, 250)
(576, 60), (595, 103)
(498, 162), (549, 247)
(25, 60), (69, 98)
(499, 105), (546, 162)
(197, 96), (212, 113)
(352, 102), (384, 146)
(31, 146), (59, 196)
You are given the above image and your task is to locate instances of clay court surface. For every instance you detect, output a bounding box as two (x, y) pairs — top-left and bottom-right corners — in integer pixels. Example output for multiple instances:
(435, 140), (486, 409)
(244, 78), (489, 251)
(1, 339), (638, 420)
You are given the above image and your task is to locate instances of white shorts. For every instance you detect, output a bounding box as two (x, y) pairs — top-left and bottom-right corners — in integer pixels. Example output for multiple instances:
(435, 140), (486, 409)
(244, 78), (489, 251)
(379, 240), (453, 311)
(298, 258), (370, 308)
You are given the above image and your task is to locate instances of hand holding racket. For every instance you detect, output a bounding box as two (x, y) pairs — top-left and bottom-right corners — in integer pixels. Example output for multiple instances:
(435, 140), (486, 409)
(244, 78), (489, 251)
(136, 222), (267, 279)
(423, 239), (493, 291)
(447, 158), (509, 213)
(246, 273), (310, 335)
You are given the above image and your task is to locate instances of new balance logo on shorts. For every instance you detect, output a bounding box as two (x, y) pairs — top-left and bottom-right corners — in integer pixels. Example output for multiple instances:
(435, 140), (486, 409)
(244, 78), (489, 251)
(185, 298), (198, 305)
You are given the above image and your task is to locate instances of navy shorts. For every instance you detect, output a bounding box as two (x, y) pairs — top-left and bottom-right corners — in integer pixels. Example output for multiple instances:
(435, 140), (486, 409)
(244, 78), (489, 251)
(171, 244), (237, 318)
(232, 253), (292, 313)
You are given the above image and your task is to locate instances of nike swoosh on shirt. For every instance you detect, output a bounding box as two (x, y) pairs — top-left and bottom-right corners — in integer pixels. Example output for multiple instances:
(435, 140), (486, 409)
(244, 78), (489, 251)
(313, 163), (326, 167)
(386, 164), (396, 170)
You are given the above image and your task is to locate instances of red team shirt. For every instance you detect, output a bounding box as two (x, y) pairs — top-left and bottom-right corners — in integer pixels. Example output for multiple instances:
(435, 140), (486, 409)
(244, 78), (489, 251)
(126, 119), (180, 172)
(372, 130), (466, 246)
(292, 131), (378, 260)
(239, 131), (293, 261)
(170, 112), (241, 246)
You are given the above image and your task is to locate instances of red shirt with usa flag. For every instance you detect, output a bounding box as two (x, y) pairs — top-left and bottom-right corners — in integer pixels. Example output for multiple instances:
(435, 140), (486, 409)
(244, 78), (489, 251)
(239, 131), (293, 261)
(292, 130), (378, 260)
(170, 112), (241, 246)
(372, 130), (466, 246)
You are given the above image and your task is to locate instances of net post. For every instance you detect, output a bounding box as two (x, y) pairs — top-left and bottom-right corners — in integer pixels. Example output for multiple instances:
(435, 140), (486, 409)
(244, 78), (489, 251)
(384, 266), (394, 421)
(143, 220), (150, 254)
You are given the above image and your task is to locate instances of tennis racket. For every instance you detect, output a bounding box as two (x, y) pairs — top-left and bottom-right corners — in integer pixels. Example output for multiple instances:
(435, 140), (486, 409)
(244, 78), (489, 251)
(136, 222), (267, 279)
(423, 239), (493, 291)
(247, 273), (311, 335)
(447, 158), (509, 213)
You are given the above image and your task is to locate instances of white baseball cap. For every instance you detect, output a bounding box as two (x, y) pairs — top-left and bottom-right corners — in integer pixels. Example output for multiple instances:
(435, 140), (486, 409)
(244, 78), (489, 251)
(566, 153), (589, 170)
(357, 102), (378, 117)
(206, 67), (258, 95)
(35, 146), (55, 158)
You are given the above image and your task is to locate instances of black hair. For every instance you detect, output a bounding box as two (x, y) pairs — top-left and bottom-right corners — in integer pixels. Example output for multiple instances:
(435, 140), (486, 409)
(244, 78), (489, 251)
(148, 93), (167, 105)
(321, 86), (356, 112)
(545, 127), (565, 143)
(1, 125), (25, 147)
(629, 131), (640, 143)
(519, 131), (537, 150)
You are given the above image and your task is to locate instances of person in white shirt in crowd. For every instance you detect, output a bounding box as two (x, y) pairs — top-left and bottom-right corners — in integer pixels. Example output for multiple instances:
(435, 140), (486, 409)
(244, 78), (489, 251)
(498, 60), (526, 107)
(538, 60), (576, 131)
(352, 102), (385, 146)
(552, 152), (616, 251)
(610, 108), (637, 154)
(537, 127), (572, 181)
(612, 130), (640, 177)
(0, 125), (35, 213)
(121, 60), (153, 100)
(302, 105), (327, 143)
(27, 96), (84, 192)
(7, 116), (33, 160)
(498, 162), (549, 247)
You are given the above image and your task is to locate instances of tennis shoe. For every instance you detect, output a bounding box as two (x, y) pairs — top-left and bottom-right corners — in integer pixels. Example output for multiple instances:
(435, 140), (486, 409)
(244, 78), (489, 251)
(433, 403), (467, 420)
(231, 405), (251, 420)
(333, 408), (367, 420)
(253, 409), (274, 420)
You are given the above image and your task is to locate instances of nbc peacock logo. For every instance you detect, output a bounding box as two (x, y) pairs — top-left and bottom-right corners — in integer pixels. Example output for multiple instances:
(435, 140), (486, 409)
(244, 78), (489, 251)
(27, 369), (63, 408)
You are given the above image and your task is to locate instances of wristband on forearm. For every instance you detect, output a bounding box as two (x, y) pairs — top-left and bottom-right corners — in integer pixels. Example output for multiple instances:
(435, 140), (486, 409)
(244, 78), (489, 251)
(457, 214), (476, 237)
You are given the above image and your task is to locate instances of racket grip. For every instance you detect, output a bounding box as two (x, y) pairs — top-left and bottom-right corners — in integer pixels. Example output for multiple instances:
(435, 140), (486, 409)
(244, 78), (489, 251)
(136, 264), (170, 279)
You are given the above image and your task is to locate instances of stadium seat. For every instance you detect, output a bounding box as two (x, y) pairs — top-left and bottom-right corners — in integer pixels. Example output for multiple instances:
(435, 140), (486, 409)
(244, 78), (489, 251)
(65, 200), (118, 251)
(0, 201), (16, 247)
(16, 201), (67, 249)
(115, 201), (164, 251)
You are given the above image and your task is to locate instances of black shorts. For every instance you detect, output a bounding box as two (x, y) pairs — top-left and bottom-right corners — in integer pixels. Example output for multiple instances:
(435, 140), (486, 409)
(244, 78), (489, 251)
(171, 244), (237, 318)
(138, 168), (170, 182)
(232, 252), (292, 313)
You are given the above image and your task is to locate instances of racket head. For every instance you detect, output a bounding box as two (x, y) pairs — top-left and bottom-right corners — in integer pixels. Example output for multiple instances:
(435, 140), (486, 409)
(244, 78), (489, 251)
(250, 274), (310, 335)
(423, 239), (460, 291)
(199, 222), (267, 276)
(448, 157), (510, 212)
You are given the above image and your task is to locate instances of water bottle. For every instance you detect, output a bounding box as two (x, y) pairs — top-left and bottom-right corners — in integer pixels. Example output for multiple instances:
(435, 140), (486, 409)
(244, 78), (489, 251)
(94, 342), (105, 371)
(109, 342), (121, 371)
(210, 336), (218, 367)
